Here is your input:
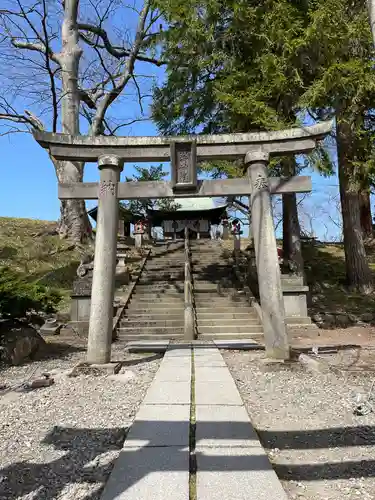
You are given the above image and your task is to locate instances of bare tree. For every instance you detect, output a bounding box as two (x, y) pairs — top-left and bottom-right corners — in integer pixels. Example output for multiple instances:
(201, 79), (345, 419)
(0, 0), (164, 243)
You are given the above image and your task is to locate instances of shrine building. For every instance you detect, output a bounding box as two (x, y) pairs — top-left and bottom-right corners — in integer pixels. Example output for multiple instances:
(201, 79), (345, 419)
(87, 197), (227, 240)
(147, 198), (227, 239)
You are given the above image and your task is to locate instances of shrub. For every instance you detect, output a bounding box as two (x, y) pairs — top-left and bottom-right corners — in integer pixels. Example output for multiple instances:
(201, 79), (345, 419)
(0, 266), (61, 319)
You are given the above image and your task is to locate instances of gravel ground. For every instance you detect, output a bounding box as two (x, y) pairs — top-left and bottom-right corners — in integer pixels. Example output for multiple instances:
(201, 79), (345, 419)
(0, 343), (162, 500)
(223, 350), (375, 500)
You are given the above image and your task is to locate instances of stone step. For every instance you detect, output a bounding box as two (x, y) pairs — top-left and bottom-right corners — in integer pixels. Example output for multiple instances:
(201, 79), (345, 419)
(195, 300), (249, 306)
(118, 326), (185, 335)
(120, 319), (185, 327)
(191, 280), (223, 284)
(197, 312), (259, 320)
(198, 332), (262, 339)
(137, 281), (183, 291)
(132, 297), (184, 303)
(139, 280), (183, 284)
(136, 283), (184, 289)
(133, 292), (184, 298)
(145, 261), (184, 264)
(139, 276), (184, 280)
(136, 284), (183, 288)
(143, 266), (183, 269)
(125, 313), (184, 320)
(143, 269), (183, 273)
(126, 304), (184, 312)
(197, 318), (260, 326)
(193, 293), (242, 298)
(194, 294), (246, 300)
(140, 276), (184, 280)
(192, 286), (221, 291)
(195, 306), (253, 313)
(198, 325), (262, 334)
(134, 290), (184, 296)
(192, 262), (227, 266)
(116, 333), (185, 341)
(144, 264), (184, 268)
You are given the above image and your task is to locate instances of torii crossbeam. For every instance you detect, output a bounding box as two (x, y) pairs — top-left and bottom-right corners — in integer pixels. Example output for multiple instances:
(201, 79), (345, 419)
(34, 120), (332, 364)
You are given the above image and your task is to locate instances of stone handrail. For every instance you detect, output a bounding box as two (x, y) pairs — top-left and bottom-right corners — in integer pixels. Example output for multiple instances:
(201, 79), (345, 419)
(184, 227), (196, 340)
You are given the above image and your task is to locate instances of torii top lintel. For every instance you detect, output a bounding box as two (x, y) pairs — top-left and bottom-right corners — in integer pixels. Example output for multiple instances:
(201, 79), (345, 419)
(33, 120), (332, 163)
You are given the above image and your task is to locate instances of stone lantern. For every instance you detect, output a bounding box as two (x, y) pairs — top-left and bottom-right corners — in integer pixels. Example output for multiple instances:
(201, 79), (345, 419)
(133, 220), (145, 248)
(231, 219), (242, 251)
(222, 216), (229, 240)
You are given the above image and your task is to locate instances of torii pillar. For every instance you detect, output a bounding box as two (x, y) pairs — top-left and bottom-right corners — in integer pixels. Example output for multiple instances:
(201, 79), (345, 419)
(246, 151), (289, 360)
(87, 155), (123, 364)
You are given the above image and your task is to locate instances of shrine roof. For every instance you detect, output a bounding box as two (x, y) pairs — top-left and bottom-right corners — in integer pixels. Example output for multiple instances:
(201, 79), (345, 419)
(160, 197), (226, 212)
(87, 204), (142, 223)
(147, 197), (227, 224)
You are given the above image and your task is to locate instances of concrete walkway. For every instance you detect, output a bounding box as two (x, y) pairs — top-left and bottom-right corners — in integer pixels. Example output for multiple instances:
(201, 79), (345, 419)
(100, 344), (288, 500)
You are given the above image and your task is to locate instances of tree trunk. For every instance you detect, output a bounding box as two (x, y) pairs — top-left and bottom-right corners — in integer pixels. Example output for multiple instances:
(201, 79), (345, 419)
(54, 159), (92, 242)
(56, 0), (92, 243)
(368, 0), (375, 45)
(282, 195), (291, 261)
(336, 118), (373, 293)
(359, 189), (373, 238)
(248, 196), (253, 243)
(282, 158), (304, 275)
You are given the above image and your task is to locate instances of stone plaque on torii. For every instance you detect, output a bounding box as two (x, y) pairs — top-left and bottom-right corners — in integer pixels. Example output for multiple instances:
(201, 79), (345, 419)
(33, 121), (332, 364)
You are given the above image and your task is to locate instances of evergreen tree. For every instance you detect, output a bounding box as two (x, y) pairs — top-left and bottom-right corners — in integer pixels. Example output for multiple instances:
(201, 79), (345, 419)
(153, 0), (375, 291)
(122, 165), (181, 218)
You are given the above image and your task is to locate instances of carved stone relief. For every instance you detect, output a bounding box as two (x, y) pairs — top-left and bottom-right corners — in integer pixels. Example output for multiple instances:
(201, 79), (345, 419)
(176, 148), (191, 183)
(99, 180), (116, 197)
(253, 174), (269, 191)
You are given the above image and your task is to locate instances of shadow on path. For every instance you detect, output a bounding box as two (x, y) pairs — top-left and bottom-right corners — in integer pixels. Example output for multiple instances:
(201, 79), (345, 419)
(1, 422), (375, 499)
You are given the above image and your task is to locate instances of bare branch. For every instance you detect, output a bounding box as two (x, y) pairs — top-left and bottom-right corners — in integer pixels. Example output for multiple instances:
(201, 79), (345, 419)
(106, 117), (150, 135)
(0, 110), (44, 130)
(78, 23), (166, 66)
(90, 0), (152, 135)
(41, 0), (58, 131)
(11, 39), (60, 64)
(132, 74), (144, 114)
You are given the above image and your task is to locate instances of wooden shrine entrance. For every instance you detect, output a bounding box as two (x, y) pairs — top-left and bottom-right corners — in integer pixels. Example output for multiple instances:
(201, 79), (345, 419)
(34, 121), (332, 363)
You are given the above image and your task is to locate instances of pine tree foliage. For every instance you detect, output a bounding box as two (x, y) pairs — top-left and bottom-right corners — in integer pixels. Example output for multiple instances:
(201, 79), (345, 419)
(121, 165), (181, 218)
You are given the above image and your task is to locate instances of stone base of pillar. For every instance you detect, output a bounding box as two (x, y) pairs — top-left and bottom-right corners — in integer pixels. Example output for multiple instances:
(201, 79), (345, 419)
(71, 361), (122, 376)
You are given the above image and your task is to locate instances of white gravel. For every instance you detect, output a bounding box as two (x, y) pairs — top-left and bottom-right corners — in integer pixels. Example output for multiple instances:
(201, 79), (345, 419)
(223, 350), (375, 500)
(0, 343), (161, 500)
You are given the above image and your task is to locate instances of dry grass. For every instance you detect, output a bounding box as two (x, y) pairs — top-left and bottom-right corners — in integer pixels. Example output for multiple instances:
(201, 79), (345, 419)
(224, 236), (375, 317)
(303, 242), (375, 316)
(0, 217), (81, 311)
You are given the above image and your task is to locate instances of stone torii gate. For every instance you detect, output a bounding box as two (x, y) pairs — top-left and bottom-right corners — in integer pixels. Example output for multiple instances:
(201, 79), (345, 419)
(34, 121), (332, 364)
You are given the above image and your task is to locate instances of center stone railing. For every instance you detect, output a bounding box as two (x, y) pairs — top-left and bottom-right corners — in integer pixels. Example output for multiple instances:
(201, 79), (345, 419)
(184, 226), (196, 340)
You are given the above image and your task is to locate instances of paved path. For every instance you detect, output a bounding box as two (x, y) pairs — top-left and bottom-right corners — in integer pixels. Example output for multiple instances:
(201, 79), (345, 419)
(100, 344), (288, 500)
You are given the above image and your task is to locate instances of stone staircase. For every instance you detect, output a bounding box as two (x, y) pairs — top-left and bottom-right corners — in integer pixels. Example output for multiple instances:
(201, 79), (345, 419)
(117, 242), (185, 342)
(191, 240), (263, 339)
(117, 239), (263, 341)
